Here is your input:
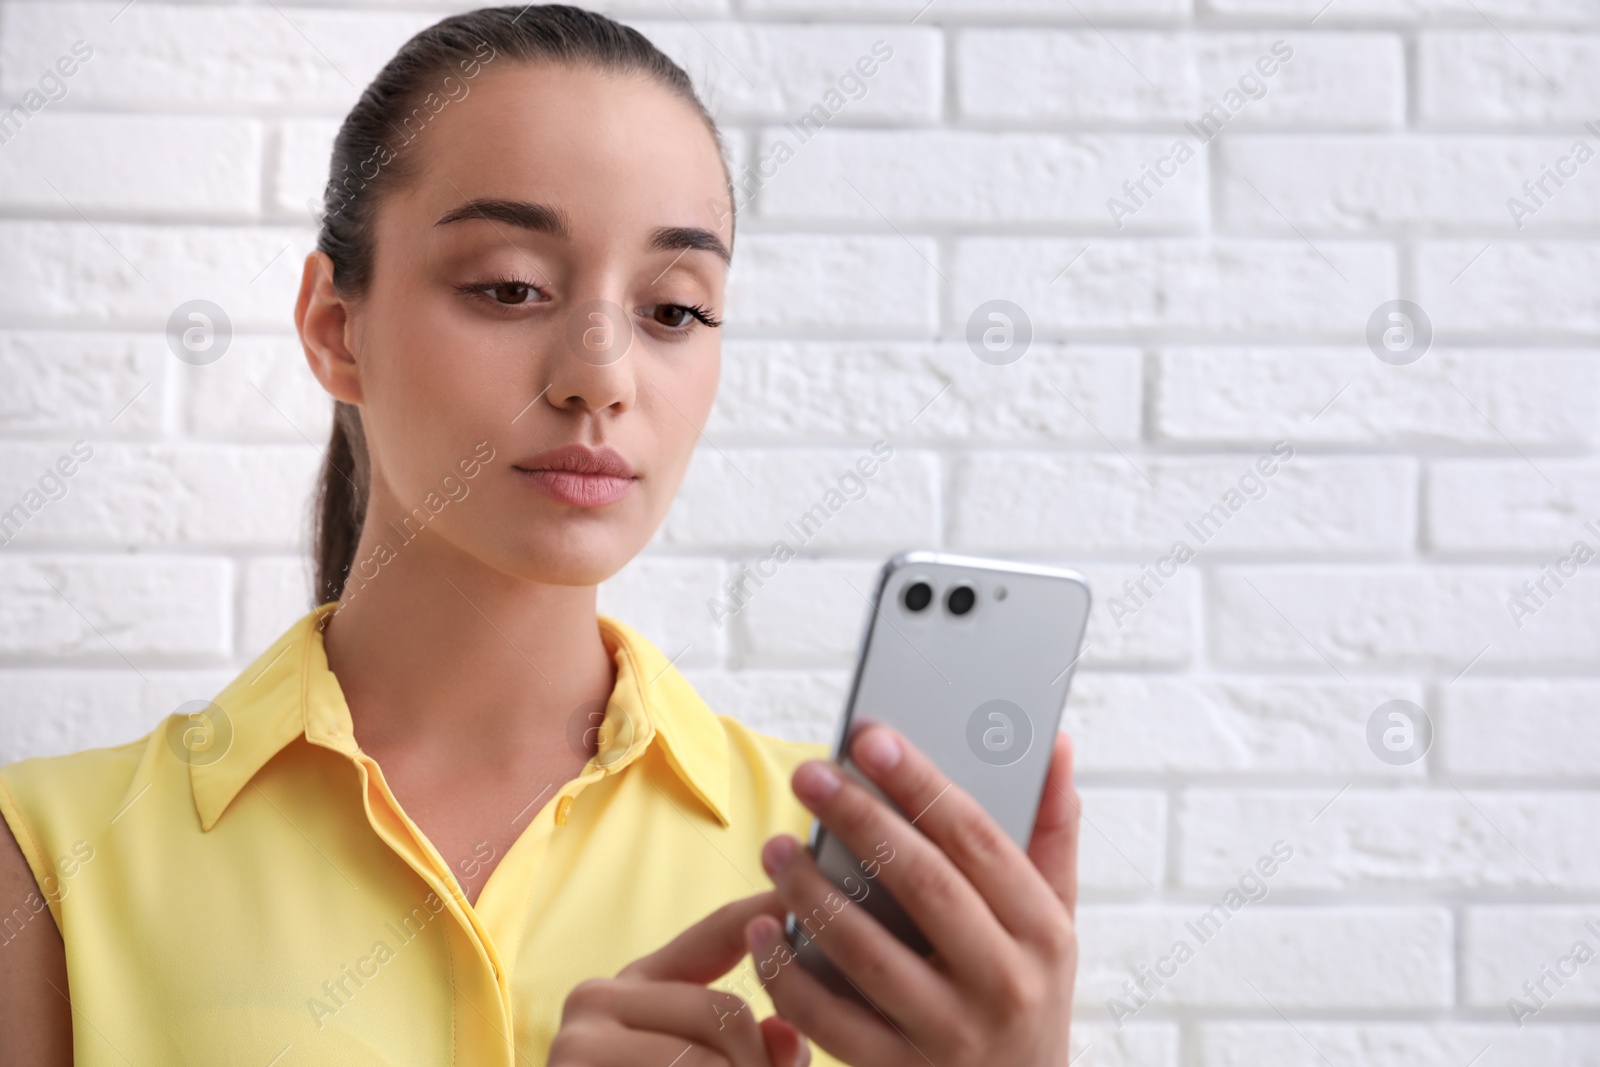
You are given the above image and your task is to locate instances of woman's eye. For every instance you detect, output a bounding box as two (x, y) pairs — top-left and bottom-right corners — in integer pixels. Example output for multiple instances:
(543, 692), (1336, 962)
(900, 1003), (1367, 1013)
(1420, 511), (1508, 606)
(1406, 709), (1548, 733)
(488, 283), (533, 305)
(653, 305), (694, 328)
(647, 303), (720, 330)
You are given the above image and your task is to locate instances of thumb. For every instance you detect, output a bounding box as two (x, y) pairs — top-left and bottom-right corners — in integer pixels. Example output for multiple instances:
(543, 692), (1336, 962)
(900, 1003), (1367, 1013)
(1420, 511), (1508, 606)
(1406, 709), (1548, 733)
(1027, 731), (1081, 919)
(620, 890), (786, 984)
(760, 1015), (812, 1067)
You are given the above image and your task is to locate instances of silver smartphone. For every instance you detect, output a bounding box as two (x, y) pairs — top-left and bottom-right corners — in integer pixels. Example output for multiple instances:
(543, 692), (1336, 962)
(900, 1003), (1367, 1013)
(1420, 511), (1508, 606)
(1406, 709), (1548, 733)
(784, 551), (1092, 997)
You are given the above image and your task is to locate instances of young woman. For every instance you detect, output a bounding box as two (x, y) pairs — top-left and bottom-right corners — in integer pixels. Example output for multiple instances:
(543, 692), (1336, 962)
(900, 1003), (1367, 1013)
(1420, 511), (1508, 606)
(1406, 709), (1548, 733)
(0, 7), (1080, 1065)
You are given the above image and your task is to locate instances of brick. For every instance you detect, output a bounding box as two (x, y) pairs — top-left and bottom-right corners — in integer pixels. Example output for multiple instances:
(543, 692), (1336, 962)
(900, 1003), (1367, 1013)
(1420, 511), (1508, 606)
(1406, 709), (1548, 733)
(1210, 566), (1600, 669)
(1078, 789), (1168, 892)
(597, 555), (729, 667)
(680, 667), (848, 745)
(0, 221), (310, 330)
(950, 453), (1415, 554)
(1066, 676), (1425, 775)
(0, 668), (236, 763)
(601, 0), (731, 13)
(1180, 789), (1600, 890)
(1205, 0), (1593, 21)
(660, 447), (940, 550)
(1428, 460), (1600, 553)
(1197, 1023), (1600, 1067)
(0, 442), (319, 549)
(1075, 564), (1199, 668)
(726, 235), (939, 337)
(0, 3), (435, 110)
(1420, 32), (1600, 124)
(732, 557), (879, 667)
(273, 118), (341, 222)
(1463, 907), (1600, 1008)
(952, 239), (1395, 337)
(0, 114), (261, 217)
(183, 337), (334, 442)
(631, 22), (941, 123)
(958, 32), (1402, 127)
(0, 332), (166, 437)
(1058, 1025), (1179, 1067)
(743, 0), (1189, 16)
(0, 556), (231, 658)
(1219, 136), (1600, 231)
(1155, 348), (1600, 446)
(1418, 241), (1600, 337)
(1078, 906), (1453, 1010)
(1442, 681), (1600, 777)
(241, 556), (314, 659)
(755, 130), (1204, 228)
(710, 343), (1141, 444)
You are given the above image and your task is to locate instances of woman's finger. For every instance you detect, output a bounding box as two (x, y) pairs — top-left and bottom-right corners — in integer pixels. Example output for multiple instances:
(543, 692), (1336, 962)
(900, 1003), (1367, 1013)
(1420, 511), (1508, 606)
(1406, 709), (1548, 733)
(552, 1019), (732, 1067)
(561, 976), (769, 1065)
(787, 754), (1019, 991)
(1026, 731), (1081, 919)
(758, 1015), (812, 1067)
(621, 890), (785, 984)
(745, 914), (920, 1067)
(840, 723), (1067, 945)
(756, 835), (959, 1026)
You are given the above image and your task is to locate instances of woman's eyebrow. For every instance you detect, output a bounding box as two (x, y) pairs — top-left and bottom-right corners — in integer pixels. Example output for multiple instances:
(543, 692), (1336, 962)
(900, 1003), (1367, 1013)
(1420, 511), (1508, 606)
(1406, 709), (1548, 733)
(432, 200), (729, 264)
(650, 225), (730, 264)
(434, 198), (570, 235)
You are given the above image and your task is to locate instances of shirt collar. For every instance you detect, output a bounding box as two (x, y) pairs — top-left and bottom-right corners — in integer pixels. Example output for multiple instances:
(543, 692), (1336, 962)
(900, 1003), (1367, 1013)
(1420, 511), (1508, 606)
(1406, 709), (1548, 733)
(191, 604), (731, 831)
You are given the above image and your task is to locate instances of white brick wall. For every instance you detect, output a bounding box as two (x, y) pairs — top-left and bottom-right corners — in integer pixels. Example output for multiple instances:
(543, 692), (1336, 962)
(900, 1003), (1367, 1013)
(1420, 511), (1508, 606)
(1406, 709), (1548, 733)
(1, 1), (1597, 1061)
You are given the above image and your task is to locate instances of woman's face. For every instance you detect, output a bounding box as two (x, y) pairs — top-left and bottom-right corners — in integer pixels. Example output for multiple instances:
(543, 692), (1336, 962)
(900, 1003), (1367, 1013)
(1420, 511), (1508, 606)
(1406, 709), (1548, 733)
(319, 62), (731, 586)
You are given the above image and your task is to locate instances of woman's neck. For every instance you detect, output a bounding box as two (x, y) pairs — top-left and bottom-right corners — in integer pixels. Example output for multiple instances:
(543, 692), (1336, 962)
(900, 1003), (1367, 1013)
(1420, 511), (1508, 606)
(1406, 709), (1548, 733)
(319, 524), (615, 776)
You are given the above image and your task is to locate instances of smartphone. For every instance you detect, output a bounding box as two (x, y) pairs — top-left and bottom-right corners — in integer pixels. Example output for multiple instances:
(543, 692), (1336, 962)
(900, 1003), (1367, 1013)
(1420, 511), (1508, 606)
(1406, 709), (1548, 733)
(785, 551), (1092, 998)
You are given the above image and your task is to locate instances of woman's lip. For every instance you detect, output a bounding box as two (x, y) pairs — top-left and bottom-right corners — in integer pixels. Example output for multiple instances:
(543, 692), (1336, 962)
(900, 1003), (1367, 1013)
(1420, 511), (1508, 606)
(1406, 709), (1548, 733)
(513, 468), (636, 508)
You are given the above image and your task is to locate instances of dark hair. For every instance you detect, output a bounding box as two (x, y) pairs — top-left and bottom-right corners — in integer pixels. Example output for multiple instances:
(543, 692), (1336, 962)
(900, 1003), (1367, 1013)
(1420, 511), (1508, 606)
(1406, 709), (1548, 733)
(310, 4), (734, 604)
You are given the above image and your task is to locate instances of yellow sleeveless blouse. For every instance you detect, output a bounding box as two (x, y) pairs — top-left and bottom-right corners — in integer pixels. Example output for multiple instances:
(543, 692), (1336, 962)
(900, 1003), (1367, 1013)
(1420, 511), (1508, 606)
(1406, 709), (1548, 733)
(0, 603), (845, 1066)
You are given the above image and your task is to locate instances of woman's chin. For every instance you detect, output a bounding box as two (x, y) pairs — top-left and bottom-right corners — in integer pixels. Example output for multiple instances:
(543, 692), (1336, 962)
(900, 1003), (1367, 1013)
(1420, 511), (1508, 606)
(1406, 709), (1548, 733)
(487, 528), (647, 589)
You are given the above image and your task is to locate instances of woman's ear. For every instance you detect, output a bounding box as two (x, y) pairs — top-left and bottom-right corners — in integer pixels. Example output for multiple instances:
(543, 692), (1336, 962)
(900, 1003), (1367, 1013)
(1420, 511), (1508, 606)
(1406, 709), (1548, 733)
(295, 250), (363, 404)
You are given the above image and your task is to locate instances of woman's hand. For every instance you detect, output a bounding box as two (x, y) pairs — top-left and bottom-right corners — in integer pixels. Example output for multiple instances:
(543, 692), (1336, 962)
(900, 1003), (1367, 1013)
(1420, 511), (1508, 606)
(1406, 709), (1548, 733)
(550, 891), (812, 1067)
(748, 725), (1081, 1066)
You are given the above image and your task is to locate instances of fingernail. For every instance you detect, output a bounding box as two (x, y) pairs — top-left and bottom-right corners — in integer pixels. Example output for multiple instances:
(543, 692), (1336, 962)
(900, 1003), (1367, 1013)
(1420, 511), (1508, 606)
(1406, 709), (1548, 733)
(855, 728), (901, 774)
(762, 834), (797, 875)
(793, 761), (841, 805)
(747, 914), (781, 951)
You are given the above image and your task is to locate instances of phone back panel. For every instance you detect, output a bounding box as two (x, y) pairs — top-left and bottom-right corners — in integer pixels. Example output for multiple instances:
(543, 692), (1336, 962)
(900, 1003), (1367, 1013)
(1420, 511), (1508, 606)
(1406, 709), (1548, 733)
(790, 551), (1091, 988)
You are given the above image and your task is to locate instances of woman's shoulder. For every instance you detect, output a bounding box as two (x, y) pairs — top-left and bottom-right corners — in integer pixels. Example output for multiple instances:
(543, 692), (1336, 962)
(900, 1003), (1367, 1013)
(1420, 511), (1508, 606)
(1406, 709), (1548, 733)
(718, 715), (830, 772)
(0, 728), (161, 924)
(0, 730), (155, 827)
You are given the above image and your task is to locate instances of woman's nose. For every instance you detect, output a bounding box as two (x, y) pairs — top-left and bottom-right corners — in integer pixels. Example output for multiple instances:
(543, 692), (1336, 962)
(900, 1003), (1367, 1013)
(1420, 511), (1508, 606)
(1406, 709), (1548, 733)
(542, 297), (637, 414)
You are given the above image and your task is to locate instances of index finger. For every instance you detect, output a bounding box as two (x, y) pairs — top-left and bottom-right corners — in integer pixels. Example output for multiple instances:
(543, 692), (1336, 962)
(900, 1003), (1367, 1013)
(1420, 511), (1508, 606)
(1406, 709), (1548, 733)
(620, 890), (786, 984)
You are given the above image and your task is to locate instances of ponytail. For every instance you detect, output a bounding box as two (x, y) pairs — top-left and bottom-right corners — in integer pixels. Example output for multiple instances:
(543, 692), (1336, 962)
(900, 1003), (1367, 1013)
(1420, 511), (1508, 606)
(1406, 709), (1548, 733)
(312, 401), (370, 603)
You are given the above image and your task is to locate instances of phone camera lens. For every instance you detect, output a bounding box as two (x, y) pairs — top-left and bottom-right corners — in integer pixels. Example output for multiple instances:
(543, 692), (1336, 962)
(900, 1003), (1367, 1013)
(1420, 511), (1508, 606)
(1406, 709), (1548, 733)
(902, 581), (933, 612)
(946, 585), (976, 616)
